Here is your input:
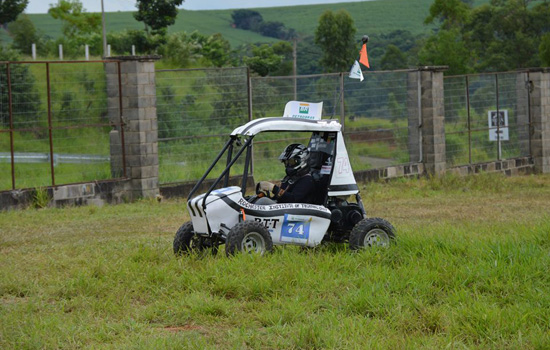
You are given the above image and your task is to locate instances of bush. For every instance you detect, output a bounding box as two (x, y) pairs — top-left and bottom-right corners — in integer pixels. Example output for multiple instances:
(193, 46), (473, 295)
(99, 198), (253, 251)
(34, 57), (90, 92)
(107, 30), (164, 55)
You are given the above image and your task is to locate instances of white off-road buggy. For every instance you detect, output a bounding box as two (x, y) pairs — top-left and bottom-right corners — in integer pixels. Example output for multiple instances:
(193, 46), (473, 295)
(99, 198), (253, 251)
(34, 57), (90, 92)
(174, 102), (395, 256)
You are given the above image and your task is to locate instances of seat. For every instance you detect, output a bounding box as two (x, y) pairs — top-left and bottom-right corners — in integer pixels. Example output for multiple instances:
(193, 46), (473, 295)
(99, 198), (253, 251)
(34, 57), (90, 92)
(309, 150), (330, 205)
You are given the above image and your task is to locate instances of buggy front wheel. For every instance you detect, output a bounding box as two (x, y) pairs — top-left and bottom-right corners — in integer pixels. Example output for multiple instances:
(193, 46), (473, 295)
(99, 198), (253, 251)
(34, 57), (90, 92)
(349, 218), (395, 250)
(225, 221), (273, 256)
(173, 221), (213, 256)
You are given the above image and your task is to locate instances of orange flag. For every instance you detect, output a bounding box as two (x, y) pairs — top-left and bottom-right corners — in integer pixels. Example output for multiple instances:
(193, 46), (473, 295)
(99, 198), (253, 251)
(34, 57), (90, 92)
(359, 43), (370, 68)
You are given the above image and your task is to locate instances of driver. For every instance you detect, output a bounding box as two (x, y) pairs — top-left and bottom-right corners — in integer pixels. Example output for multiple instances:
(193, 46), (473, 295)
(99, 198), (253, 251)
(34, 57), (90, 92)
(256, 143), (316, 204)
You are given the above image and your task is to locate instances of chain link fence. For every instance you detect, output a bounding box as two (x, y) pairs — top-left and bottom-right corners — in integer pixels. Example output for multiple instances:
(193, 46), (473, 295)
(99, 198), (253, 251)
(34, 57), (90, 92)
(0, 61), (123, 192)
(1, 63), (535, 193)
(156, 68), (414, 184)
(156, 67), (250, 184)
(444, 72), (531, 168)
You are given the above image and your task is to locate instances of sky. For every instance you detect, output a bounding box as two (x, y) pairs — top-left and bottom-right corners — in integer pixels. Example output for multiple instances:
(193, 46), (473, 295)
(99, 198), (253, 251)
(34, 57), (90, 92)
(26, 0), (372, 14)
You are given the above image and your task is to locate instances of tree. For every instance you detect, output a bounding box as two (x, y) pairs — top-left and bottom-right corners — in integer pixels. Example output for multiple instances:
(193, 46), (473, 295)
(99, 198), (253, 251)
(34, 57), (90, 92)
(418, 28), (470, 75)
(540, 33), (550, 66)
(108, 29), (162, 55)
(202, 33), (231, 67)
(422, 0), (550, 73)
(296, 36), (323, 75)
(48, 0), (101, 39)
(314, 10), (357, 73)
(231, 9), (263, 31)
(244, 44), (287, 77)
(259, 21), (285, 39)
(0, 0), (27, 27)
(0, 47), (41, 128)
(380, 45), (408, 70)
(424, 0), (472, 29)
(134, 0), (184, 35)
(9, 14), (43, 55)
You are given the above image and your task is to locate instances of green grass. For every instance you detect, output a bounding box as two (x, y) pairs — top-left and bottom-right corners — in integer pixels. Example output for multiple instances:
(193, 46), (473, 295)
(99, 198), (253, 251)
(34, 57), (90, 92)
(1, 173), (549, 349)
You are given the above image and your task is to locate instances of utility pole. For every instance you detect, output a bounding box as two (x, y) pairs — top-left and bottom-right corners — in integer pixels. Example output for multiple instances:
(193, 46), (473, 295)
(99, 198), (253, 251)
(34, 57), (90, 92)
(101, 0), (107, 57)
(293, 38), (297, 100)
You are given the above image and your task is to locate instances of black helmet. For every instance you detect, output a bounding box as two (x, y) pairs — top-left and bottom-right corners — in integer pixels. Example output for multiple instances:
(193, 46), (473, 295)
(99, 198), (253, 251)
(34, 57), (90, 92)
(279, 144), (310, 177)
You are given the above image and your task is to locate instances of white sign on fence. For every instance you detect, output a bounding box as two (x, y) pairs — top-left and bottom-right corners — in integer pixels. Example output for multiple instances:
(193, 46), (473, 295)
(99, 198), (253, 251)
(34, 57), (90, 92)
(488, 110), (509, 141)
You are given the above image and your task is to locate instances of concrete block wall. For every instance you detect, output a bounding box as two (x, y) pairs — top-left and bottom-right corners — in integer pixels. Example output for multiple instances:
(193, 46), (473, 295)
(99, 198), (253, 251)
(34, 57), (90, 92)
(528, 68), (550, 173)
(407, 66), (448, 175)
(105, 56), (161, 201)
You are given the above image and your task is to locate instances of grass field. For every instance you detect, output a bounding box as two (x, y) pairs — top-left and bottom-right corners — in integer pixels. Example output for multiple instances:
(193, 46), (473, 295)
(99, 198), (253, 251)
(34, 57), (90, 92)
(1, 173), (549, 348)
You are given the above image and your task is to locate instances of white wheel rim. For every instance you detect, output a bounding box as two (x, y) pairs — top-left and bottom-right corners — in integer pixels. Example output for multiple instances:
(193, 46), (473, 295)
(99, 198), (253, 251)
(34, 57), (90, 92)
(242, 232), (266, 254)
(364, 228), (390, 247)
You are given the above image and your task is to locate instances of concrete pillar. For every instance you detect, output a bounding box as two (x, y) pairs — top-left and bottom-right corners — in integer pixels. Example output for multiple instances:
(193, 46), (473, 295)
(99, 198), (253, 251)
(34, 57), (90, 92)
(528, 68), (550, 173)
(421, 66), (447, 175)
(105, 55), (161, 200)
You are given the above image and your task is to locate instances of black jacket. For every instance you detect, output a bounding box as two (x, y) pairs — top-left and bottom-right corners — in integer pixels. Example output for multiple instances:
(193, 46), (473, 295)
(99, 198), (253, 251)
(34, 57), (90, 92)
(272, 174), (316, 204)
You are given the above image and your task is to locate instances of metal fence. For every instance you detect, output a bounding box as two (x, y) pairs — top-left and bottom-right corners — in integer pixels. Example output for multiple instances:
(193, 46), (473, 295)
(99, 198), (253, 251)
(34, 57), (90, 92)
(443, 72), (531, 167)
(1, 63), (536, 192)
(156, 67), (413, 184)
(0, 61), (125, 192)
(156, 67), (250, 184)
(250, 71), (411, 177)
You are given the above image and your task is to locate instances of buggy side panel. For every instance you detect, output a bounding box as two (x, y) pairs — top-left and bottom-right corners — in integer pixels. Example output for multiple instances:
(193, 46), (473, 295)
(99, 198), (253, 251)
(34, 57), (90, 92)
(189, 186), (331, 247)
(238, 200), (331, 247)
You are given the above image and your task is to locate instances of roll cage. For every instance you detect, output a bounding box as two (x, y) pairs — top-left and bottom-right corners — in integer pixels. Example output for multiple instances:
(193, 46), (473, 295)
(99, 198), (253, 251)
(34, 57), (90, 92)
(187, 117), (361, 213)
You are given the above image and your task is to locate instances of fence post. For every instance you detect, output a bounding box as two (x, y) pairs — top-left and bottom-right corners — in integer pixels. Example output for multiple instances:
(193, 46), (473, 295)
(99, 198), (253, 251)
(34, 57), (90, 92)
(407, 71), (422, 163)
(58, 45), (63, 60)
(105, 55), (161, 200)
(408, 66), (448, 175)
(31, 43), (36, 60)
(516, 71), (531, 157)
(528, 67), (550, 173)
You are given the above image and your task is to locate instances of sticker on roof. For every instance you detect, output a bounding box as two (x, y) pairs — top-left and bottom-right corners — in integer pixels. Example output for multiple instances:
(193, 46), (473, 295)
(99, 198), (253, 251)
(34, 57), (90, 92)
(283, 101), (323, 120)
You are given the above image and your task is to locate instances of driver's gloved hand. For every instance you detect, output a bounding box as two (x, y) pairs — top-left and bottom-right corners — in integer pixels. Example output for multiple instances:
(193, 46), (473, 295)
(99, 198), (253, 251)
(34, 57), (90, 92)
(259, 181), (274, 192)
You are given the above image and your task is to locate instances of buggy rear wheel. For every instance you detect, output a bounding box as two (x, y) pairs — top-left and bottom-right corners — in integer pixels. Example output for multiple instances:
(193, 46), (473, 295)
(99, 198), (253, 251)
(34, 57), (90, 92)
(349, 218), (395, 250)
(225, 221), (273, 256)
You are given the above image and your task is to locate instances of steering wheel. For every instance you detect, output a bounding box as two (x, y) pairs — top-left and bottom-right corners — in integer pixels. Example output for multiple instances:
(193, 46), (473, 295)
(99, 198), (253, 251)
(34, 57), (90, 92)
(255, 182), (271, 199)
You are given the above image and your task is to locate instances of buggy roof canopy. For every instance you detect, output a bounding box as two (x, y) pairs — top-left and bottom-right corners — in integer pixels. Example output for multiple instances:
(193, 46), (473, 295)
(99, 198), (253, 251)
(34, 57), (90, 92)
(231, 117), (342, 137)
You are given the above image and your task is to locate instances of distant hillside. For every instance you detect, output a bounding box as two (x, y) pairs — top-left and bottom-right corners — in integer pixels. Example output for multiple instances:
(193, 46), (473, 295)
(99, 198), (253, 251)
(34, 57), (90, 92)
(17, 1), (429, 46)
(7, 0), (490, 48)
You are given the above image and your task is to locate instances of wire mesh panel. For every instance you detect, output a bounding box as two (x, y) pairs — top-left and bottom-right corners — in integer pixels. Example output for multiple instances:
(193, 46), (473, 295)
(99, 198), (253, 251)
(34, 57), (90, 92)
(156, 67), (249, 184)
(444, 76), (470, 166)
(496, 72), (530, 159)
(251, 74), (341, 119)
(250, 71), (414, 177)
(344, 71), (411, 171)
(0, 132), (9, 191)
(48, 63), (112, 185)
(0, 63), (48, 190)
(0, 61), (121, 192)
(444, 72), (530, 167)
